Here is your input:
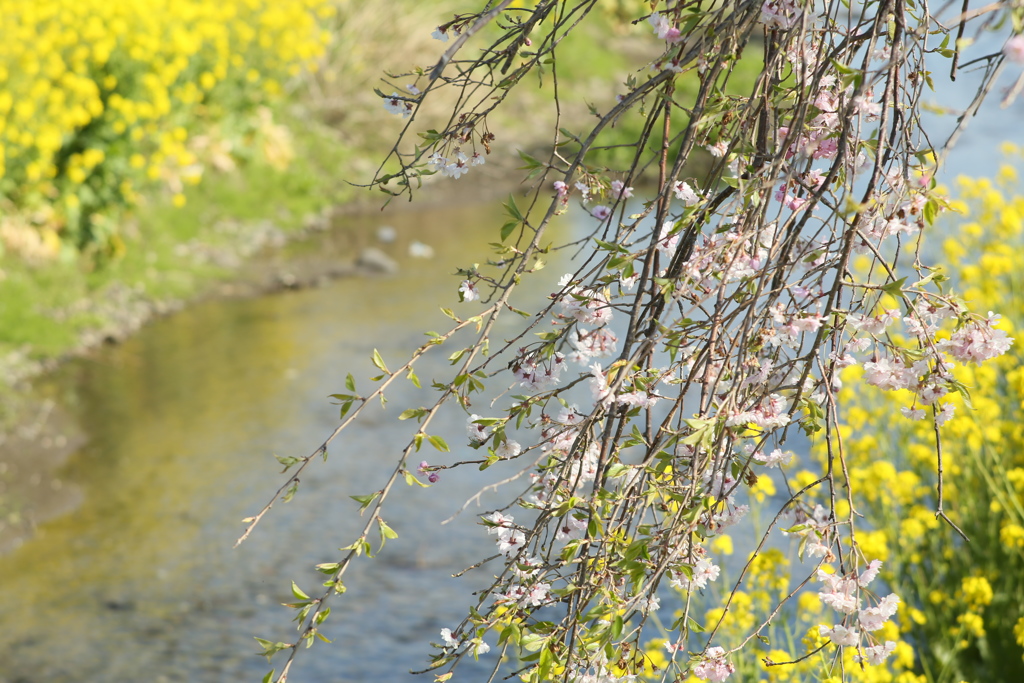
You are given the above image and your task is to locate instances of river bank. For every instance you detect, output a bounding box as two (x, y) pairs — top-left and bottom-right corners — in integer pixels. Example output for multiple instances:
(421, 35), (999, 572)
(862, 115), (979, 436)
(0, 8), (663, 422)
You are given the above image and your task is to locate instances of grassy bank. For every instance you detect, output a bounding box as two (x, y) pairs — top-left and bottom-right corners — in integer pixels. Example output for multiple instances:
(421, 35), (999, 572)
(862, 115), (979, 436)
(0, 109), (353, 419)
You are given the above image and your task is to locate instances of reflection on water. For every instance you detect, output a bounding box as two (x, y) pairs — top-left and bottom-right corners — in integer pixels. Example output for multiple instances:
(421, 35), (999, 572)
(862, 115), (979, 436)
(0, 199), (578, 683)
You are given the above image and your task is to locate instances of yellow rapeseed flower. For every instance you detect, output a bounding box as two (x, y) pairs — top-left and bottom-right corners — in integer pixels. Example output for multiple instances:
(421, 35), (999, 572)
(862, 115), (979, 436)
(960, 576), (994, 608)
(0, 0), (331, 249)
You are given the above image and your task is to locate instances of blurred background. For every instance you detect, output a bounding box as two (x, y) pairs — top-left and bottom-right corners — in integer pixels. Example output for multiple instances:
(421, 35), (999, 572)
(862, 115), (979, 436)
(0, 1), (1022, 682)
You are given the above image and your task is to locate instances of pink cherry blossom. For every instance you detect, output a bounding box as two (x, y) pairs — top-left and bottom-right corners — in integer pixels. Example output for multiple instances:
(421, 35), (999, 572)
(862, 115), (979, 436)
(819, 623), (860, 646)
(692, 646), (735, 682)
(753, 448), (791, 468)
(611, 179), (633, 199)
(1003, 35), (1024, 63)
(673, 180), (700, 205)
(942, 316), (1014, 364)
(855, 641), (898, 665)
(817, 568), (859, 614)
(858, 593), (900, 631)
(648, 12), (684, 43)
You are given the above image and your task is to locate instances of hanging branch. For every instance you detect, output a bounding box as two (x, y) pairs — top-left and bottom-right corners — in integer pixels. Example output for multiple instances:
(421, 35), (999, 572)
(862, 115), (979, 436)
(240, 1), (1022, 681)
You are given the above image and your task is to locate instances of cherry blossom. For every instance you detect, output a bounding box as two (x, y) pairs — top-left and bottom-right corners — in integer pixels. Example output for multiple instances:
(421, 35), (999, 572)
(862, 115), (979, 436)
(555, 514), (587, 541)
(610, 180), (633, 199)
(382, 92), (413, 117)
(670, 558), (721, 591)
(819, 623), (860, 646)
(692, 646), (735, 682)
(459, 279), (479, 302)
(753, 448), (792, 468)
(941, 315), (1014, 364)
(816, 568), (860, 614)
(467, 414), (490, 443)
(647, 12), (683, 43)
(855, 641), (898, 665)
(859, 593), (900, 631)
(858, 559), (883, 586)
(439, 628), (459, 648)
(495, 439), (522, 459)
(1004, 35), (1024, 63)
(673, 180), (700, 206)
(901, 406), (926, 420)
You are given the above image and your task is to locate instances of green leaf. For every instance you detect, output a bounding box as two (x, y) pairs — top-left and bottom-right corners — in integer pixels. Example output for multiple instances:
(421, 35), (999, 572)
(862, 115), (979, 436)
(831, 59), (859, 75)
(274, 454), (300, 470)
(538, 644), (557, 682)
(350, 491), (381, 513)
(594, 238), (628, 253)
(504, 194), (523, 221)
(499, 622), (522, 646)
(345, 373), (356, 392)
(262, 669), (275, 683)
(520, 632), (548, 652)
(399, 407), (428, 421)
(254, 637), (290, 661)
(291, 581), (310, 601)
(378, 518), (399, 540)
(404, 470), (429, 487)
(281, 481), (299, 504)
(371, 349), (389, 374)
(501, 220), (519, 242)
(428, 434), (450, 452)
(610, 613), (624, 640)
(881, 276), (908, 296)
(517, 150), (542, 169)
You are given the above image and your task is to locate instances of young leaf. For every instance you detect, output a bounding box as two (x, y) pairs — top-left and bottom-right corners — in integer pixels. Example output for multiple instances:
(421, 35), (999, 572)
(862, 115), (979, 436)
(350, 491), (381, 513)
(291, 581), (310, 601)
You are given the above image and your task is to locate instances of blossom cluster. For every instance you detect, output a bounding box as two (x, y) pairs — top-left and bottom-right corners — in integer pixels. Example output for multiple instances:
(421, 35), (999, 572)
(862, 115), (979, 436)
(814, 561), (900, 664)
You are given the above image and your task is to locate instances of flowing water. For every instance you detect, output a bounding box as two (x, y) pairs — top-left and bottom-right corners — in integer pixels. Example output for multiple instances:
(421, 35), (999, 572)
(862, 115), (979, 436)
(1, 75), (1022, 683)
(0, 198), (582, 683)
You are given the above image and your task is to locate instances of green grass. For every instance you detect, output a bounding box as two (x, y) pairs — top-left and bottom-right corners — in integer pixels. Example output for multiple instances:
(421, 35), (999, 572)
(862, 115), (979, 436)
(0, 105), (355, 396)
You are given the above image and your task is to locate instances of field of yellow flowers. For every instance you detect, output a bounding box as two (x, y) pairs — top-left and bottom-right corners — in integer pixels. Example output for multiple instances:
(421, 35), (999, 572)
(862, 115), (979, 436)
(0, 0), (332, 256)
(829, 146), (1024, 683)
(637, 148), (1024, 683)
